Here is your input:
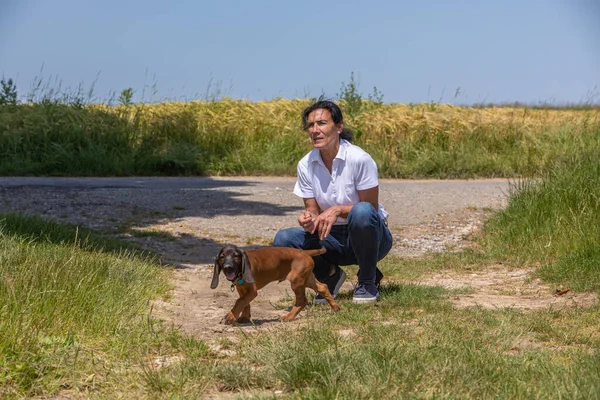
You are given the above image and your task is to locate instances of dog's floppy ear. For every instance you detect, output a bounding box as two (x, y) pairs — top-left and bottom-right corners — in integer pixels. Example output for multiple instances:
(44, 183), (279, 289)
(210, 249), (222, 289)
(241, 251), (254, 284)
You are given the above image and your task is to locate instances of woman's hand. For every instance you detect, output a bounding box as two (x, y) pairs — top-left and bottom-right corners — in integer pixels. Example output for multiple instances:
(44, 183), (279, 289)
(315, 206), (342, 240)
(298, 210), (317, 233)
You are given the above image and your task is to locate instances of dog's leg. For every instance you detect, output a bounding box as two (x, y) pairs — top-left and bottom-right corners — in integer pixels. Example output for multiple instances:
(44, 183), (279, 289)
(237, 304), (251, 323)
(307, 273), (340, 312)
(280, 277), (308, 322)
(223, 284), (257, 325)
(235, 284), (253, 323)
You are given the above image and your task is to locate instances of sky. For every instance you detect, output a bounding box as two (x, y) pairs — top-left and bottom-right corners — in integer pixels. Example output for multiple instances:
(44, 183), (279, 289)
(0, 0), (599, 105)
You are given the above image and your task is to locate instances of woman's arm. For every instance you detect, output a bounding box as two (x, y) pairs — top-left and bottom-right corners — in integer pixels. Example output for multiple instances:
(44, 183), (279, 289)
(357, 186), (379, 212)
(297, 197), (320, 233)
(303, 197), (321, 216)
(312, 186), (380, 240)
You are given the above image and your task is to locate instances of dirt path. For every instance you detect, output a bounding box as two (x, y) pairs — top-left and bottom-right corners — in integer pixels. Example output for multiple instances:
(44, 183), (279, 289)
(0, 177), (594, 340)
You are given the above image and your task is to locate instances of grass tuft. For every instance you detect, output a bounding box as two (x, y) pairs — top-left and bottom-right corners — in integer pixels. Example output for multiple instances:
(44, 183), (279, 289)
(483, 148), (600, 292)
(0, 214), (173, 398)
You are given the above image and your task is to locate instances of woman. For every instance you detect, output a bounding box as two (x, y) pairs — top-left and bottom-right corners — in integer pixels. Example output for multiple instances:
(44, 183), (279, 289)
(273, 100), (393, 304)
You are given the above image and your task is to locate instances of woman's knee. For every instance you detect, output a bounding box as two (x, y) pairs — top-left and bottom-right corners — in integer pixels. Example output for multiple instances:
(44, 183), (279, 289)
(273, 227), (303, 247)
(348, 202), (377, 229)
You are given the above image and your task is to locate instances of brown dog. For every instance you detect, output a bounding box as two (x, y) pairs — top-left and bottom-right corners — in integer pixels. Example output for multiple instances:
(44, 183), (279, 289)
(211, 244), (339, 324)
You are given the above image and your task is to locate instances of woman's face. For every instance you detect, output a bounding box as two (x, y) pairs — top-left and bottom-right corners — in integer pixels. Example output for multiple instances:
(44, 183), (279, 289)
(305, 108), (343, 151)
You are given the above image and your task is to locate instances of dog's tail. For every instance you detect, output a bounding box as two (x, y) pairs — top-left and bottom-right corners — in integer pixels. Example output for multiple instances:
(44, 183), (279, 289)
(303, 246), (326, 257)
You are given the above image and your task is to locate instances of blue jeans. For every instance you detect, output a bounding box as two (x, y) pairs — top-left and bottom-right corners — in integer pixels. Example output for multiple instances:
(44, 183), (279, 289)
(273, 202), (393, 284)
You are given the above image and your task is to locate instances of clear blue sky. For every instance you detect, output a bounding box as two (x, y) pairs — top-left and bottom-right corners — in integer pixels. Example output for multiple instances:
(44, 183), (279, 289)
(1, 0), (599, 105)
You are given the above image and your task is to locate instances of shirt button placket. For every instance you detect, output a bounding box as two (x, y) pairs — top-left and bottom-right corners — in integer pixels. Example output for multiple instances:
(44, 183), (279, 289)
(331, 161), (337, 196)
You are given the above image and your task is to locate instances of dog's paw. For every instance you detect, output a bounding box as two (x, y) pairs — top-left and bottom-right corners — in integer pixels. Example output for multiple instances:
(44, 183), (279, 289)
(236, 316), (251, 323)
(280, 313), (295, 322)
(221, 311), (237, 325)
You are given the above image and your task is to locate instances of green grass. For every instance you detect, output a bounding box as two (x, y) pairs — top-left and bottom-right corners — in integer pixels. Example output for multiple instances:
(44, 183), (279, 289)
(228, 304), (600, 399)
(377, 249), (495, 281)
(0, 214), (175, 398)
(136, 288), (600, 399)
(129, 228), (177, 241)
(0, 212), (141, 253)
(483, 148), (600, 292)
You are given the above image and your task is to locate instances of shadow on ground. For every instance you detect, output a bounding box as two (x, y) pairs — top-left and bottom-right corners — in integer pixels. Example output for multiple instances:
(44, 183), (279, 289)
(0, 177), (301, 267)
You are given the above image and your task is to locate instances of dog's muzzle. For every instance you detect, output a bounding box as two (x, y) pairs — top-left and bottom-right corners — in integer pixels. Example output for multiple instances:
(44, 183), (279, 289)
(223, 266), (238, 281)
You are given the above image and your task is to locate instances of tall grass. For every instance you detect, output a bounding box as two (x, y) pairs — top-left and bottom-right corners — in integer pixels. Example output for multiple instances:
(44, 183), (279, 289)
(483, 147), (600, 291)
(1, 97), (599, 177)
(362, 104), (600, 178)
(0, 214), (173, 398)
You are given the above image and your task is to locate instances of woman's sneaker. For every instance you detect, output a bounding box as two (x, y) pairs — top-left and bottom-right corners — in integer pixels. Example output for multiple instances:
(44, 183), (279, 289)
(352, 282), (380, 304)
(313, 267), (346, 305)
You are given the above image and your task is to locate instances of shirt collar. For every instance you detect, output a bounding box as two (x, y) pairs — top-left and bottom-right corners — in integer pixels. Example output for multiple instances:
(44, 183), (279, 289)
(308, 139), (349, 165)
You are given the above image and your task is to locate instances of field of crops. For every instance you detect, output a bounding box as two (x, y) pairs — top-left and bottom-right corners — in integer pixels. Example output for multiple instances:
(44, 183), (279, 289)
(1, 98), (598, 177)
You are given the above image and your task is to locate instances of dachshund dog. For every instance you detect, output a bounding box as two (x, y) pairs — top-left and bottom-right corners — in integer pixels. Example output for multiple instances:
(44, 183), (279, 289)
(211, 244), (340, 324)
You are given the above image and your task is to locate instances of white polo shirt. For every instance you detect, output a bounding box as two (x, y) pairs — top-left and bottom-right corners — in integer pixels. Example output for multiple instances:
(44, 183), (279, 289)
(293, 139), (389, 225)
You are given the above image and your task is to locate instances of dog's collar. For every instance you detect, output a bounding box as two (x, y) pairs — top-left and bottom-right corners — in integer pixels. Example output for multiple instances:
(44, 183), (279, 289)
(230, 273), (245, 291)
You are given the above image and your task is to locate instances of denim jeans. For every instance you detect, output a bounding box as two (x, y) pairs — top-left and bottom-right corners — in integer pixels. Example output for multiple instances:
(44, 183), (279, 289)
(273, 202), (393, 284)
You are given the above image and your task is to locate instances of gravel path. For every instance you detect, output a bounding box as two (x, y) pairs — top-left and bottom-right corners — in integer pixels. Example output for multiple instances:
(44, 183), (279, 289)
(0, 176), (510, 264)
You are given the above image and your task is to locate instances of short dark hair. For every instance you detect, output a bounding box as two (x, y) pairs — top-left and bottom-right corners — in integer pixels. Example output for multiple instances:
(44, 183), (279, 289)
(301, 100), (354, 142)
